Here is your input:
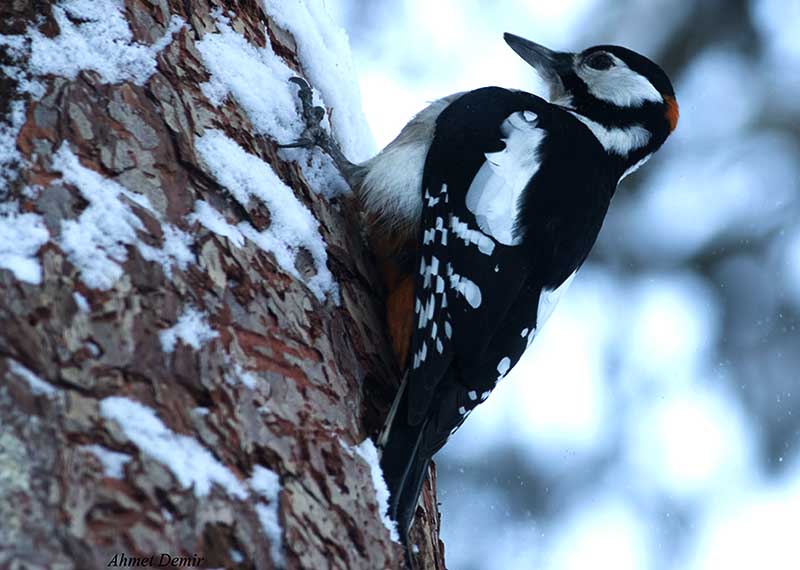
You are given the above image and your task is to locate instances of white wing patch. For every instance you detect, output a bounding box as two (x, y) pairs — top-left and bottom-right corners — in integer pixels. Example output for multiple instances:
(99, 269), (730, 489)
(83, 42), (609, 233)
(466, 110), (545, 246)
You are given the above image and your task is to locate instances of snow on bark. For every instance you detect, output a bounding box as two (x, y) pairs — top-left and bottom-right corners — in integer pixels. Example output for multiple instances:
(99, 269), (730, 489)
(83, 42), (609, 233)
(158, 305), (219, 352)
(195, 129), (337, 301)
(27, 0), (185, 85)
(0, 1), (445, 569)
(355, 438), (400, 542)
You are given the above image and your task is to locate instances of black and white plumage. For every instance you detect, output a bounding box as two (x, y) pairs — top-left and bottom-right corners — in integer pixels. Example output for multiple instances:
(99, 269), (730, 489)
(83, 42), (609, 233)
(375, 34), (678, 543)
(285, 33), (679, 546)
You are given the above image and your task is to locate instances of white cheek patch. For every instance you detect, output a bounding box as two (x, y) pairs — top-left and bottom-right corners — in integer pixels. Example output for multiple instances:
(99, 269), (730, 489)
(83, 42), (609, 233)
(569, 112), (651, 156)
(466, 110), (545, 246)
(577, 55), (663, 107)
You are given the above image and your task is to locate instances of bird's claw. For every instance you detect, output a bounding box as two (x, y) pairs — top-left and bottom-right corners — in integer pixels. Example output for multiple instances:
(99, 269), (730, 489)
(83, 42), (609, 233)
(280, 76), (328, 150)
(280, 76), (359, 187)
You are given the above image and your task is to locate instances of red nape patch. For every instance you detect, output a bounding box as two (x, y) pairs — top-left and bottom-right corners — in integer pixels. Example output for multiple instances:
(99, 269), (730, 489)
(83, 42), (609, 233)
(665, 95), (680, 132)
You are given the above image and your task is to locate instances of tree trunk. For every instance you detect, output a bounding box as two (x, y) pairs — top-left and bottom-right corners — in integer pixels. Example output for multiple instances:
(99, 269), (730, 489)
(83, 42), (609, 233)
(0, 1), (445, 569)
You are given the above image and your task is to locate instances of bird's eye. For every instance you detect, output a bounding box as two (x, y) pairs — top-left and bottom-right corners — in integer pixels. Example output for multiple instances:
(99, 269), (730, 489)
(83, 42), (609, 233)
(586, 53), (614, 70)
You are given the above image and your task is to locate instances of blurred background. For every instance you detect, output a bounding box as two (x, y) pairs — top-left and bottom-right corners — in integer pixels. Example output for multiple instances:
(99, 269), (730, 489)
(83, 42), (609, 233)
(326, 0), (800, 568)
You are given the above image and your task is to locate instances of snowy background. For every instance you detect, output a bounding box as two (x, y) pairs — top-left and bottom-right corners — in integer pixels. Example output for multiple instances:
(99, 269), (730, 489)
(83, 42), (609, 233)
(323, 0), (800, 568)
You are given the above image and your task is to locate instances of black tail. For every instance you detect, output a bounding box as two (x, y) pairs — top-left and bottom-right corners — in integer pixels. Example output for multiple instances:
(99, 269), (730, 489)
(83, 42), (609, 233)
(378, 377), (432, 543)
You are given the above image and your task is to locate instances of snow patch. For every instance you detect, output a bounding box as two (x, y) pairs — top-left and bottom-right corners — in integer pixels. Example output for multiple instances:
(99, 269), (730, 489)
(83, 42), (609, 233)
(196, 10), (358, 198)
(52, 144), (194, 290)
(82, 444), (131, 479)
(0, 27), (46, 95)
(0, 100), (28, 190)
(224, 362), (259, 390)
(278, 146), (350, 200)
(159, 305), (219, 353)
(189, 200), (245, 247)
(196, 12), (303, 141)
(6, 359), (56, 396)
(0, 0), (182, 190)
(0, 202), (50, 284)
(355, 438), (400, 542)
(100, 396), (247, 498)
(73, 292), (90, 312)
(28, 0), (184, 85)
(195, 130), (337, 301)
(250, 465), (284, 566)
(262, 0), (375, 161)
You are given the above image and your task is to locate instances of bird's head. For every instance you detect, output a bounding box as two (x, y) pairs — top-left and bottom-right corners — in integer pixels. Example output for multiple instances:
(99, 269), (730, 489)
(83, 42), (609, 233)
(504, 33), (678, 177)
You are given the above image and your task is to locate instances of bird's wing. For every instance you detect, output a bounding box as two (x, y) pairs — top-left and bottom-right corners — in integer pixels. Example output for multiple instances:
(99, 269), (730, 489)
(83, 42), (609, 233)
(406, 86), (611, 428)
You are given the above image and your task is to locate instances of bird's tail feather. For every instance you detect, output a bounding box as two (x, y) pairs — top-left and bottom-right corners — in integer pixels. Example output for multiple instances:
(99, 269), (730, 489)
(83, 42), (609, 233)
(379, 378), (431, 542)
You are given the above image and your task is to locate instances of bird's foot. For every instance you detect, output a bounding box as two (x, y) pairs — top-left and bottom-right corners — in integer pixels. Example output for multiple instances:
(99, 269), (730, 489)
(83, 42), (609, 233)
(280, 77), (361, 186)
(280, 77), (330, 151)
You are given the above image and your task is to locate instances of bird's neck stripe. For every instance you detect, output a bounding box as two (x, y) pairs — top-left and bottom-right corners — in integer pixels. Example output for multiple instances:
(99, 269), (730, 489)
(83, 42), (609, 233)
(569, 112), (651, 156)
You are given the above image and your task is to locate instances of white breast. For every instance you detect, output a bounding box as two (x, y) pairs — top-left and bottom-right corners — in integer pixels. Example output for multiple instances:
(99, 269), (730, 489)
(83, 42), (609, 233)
(465, 110), (545, 246)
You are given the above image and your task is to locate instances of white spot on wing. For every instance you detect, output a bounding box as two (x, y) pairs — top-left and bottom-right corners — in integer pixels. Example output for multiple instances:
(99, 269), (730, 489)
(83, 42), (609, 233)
(447, 263), (482, 308)
(497, 357), (511, 381)
(450, 216), (495, 255)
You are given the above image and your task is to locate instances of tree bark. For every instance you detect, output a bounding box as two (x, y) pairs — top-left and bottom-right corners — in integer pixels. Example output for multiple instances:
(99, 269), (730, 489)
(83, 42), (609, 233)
(0, 1), (445, 569)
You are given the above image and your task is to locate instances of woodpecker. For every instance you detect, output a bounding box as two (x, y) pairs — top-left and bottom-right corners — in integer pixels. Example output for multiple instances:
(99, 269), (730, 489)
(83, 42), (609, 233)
(286, 33), (678, 544)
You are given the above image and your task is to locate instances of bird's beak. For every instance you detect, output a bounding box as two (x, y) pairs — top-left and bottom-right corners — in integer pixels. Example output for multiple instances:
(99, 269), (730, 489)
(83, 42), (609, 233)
(504, 33), (573, 101)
